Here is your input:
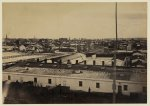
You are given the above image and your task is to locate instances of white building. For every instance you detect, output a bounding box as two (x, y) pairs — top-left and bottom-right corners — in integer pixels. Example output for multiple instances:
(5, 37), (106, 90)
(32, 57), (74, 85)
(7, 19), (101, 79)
(61, 53), (86, 64)
(19, 45), (26, 52)
(3, 66), (146, 96)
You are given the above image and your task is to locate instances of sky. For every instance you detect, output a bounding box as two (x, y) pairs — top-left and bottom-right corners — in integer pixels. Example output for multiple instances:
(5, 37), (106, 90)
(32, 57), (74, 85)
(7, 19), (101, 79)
(2, 2), (147, 39)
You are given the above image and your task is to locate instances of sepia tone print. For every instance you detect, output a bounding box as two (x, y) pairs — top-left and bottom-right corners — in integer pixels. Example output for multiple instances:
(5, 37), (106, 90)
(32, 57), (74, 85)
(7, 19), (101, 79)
(2, 2), (147, 103)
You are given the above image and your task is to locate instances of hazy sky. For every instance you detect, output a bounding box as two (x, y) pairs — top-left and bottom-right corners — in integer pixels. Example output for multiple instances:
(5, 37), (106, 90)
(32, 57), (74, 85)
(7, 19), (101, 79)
(3, 2), (147, 39)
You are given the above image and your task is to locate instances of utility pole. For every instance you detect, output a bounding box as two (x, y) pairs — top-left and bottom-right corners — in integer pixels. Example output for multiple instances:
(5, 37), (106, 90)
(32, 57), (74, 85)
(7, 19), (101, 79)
(113, 2), (118, 103)
(5, 34), (8, 45)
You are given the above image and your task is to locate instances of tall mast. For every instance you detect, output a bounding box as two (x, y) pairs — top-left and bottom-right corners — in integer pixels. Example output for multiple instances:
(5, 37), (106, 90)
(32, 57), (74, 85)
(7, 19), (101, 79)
(113, 2), (117, 103)
(5, 34), (8, 45)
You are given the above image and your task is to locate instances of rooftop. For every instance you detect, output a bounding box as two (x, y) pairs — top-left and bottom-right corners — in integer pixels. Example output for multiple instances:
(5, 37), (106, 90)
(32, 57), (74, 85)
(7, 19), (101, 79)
(4, 66), (146, 82)
(3, 52), (70, 63)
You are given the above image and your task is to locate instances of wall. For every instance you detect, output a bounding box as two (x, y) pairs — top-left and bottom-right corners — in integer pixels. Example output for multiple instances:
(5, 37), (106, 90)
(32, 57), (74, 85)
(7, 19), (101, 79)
(3, 72), (146, 96)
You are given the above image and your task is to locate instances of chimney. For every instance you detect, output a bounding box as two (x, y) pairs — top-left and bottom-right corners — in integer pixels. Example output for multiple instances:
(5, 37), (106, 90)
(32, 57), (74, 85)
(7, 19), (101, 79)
(37, 58), (39, 62)
(67, 60), (71, 64)
(102, 61), (105, 66)
(76, 60), (78, 64)
(84, 60), (86, 65)
(44, 59), (47, 64)
(59, 59), (62, 65)
(52, 59), (54, 64)
(112, 61), (114, 66)
(93, 60), (96, 65)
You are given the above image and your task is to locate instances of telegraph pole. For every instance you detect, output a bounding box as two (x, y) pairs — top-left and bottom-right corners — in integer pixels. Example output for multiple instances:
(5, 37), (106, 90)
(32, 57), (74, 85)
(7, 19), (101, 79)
(113, 2), (118, 103)
(5, 34), (8, 45)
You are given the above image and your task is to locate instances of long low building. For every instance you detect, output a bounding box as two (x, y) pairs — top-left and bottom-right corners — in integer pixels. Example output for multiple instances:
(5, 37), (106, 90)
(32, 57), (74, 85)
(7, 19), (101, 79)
(3, 52), (71, 64)
(3, 65), (147, 96)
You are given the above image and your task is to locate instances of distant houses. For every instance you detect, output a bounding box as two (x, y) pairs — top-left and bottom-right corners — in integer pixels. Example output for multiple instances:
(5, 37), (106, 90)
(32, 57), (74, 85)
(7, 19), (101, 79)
(124, 50), (147, 68)
(131, 51), (146, 68)
(3, 46), (14, 52)
(19, 45), (26, 52)
(2, 37), (147, 68)
(2, 37), (147, 53)
(26, 44), (44, 53)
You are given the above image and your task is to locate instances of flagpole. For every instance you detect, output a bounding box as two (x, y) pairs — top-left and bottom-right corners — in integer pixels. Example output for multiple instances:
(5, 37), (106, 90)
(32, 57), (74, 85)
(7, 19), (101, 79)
(113, 2), (117, 103)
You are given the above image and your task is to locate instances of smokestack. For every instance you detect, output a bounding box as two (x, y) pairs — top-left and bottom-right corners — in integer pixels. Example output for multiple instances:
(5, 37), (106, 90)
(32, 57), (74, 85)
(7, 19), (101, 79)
(76, 60), (78, 64)
(37, 58), (39, 62)
(44, 59), (47, 64)
(52, 59), (54, 64)
(84, 60), (86, 65)
(112, 61), (114, 66)
(59, 59), (62, 65)
(93, 60), (96, 65)
(102, 61), (105, 66)
(67, 60), (71, 64)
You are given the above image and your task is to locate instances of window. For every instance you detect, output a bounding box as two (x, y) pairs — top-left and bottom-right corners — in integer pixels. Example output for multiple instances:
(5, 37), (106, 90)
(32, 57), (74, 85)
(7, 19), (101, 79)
(34, 78), (37, 83)
(96, 83), (100, 88)
(79, 81), (82, 87)
(124, 85), (128, 91)
(48, 79), (51, 84)
(8, 75), (11, 80)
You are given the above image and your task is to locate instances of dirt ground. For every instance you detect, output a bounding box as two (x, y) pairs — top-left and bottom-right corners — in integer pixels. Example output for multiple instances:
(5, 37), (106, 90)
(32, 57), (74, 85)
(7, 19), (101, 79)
(3, 81), (147, 104)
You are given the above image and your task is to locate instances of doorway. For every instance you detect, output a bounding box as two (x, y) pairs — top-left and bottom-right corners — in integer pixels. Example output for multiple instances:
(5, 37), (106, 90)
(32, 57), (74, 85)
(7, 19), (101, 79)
(118, 85), (122, 94)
